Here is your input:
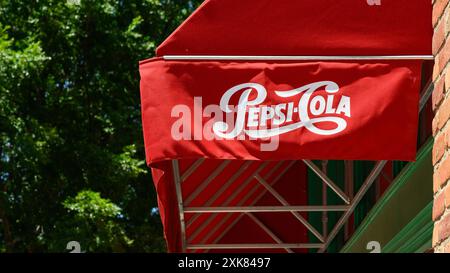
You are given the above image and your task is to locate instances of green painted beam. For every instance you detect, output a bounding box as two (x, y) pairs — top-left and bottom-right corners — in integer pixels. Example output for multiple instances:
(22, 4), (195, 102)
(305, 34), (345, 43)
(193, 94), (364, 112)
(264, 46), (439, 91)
(382, 202), (432, 253)
(340, 139), (433, 253)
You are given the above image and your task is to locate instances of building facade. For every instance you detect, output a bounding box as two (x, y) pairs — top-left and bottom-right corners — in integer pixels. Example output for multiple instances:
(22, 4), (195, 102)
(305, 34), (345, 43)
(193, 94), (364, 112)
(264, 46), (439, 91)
(433, 0), (450, 254)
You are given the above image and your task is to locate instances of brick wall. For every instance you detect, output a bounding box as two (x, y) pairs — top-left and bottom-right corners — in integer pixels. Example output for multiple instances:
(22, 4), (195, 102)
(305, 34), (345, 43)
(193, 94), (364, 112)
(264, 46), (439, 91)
(433, 0), (450, 254)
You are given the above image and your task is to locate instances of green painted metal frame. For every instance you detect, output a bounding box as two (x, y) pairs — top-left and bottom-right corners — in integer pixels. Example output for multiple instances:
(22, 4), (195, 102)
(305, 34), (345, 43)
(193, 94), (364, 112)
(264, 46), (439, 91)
(382, 202), (433, 253)
(340, 139), (433, 253)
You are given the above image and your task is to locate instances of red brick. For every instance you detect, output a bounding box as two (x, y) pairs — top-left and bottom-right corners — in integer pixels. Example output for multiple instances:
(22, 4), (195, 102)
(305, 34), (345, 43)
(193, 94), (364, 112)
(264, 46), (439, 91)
(433, 191), (446, 221)
(434, 19), (446, 55)
(438, 41), (450, 72)
(434, 155), (450, 191)
(433, 77), (445, 112)
(445, 185), (450, 208)
(435, 170), (441, 194)
(433, 132), (446, 165)
(433, 224), (440, 247)
(438, 213), (450, 242)
(445, 243), (450, 253)
(446, 7), (450, 34)
(444, 124), (450, 148)
(434, 57), (442, 81)
(433, 0), (450, 254)
(434, 0), (450, 27)
(437, 98), (450, 130)
(445, 72), (450, 95)
(447, 126), (450, 147)
(433, 117), (439, 137)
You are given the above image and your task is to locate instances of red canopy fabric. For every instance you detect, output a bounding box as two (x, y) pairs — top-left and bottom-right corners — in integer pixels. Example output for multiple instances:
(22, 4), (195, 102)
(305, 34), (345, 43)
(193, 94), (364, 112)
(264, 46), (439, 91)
(157, 0), (432, 56)
(140, 59), (421, 164)
(139, 0), (432, 253)
(152, 160), (309, 253)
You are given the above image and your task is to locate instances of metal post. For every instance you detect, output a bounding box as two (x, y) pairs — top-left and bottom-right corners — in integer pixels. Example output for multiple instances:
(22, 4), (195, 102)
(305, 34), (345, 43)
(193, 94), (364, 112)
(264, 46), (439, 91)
(187, 243), (324, 250)
(172, 160), (187, 252)
(419, 82), (433, 112)
(303, 160), (350, 204)
(186, 161), (253, 229)
(321, 160), (328, 239)
(189, 162), (272, 242)
(344, 160), (354, 240)
(254, 174), (325, 242)
(200, 161), (293, 248)
(184, 205), (349, 213)
(201, 162), (297, 253)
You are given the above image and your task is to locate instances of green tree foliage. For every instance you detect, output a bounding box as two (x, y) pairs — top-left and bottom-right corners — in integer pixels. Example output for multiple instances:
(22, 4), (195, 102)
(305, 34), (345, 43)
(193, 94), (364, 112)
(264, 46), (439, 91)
(0, 0), (202, 252)
(59, 190), (132, 252)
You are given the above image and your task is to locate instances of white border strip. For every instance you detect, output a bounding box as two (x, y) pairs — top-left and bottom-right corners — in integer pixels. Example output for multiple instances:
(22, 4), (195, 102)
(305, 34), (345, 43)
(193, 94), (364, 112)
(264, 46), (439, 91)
(163, 55), (434, 61)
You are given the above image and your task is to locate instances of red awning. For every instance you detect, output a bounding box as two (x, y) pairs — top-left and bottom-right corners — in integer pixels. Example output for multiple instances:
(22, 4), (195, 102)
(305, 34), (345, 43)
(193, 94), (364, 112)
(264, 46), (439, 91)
(139, 0), (432, 253)
(157, 0), (431, 56)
